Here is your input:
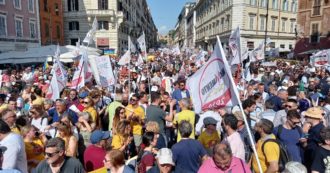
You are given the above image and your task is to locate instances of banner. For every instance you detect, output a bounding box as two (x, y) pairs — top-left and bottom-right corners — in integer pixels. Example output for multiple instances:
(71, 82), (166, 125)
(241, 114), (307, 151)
(137, 32), (147, 60)
(228, 26), (241, 65)
(71, 51), (87, 89)
(118, 50), (131, 66)
(128, 36), (136, 53)
(95, 55), (115, 87)
(268, 48), (279, 58)
(172, 44), (180, 55)
(310, 49), (330, 67)
(187, 37), (239, 113)
(251, 42), (265, 62)
(83, 17), (98, 45)
(136, 54), (144, 66)
(46, 70), (60, 100)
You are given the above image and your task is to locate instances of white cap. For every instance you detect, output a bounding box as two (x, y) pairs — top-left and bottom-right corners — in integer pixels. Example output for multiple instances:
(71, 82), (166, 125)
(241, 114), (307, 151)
(156, 148), (175, 166)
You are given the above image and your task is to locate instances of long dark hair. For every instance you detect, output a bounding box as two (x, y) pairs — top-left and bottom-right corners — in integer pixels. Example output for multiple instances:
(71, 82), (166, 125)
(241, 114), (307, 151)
(137, 132), (155, 163)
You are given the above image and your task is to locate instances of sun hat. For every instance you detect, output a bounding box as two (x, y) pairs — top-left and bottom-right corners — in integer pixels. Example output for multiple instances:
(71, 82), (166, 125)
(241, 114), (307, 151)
(156, 148), (175, 166)
(302, 107), (324, 119)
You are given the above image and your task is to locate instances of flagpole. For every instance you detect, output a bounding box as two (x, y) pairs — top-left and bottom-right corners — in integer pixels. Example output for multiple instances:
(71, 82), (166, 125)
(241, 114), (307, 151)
(217, 36), (263, 173)
(128, 36), (131, 98)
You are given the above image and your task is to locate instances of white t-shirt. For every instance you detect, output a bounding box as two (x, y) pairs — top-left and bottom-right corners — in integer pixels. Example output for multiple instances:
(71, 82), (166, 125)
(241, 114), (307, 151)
(31, 117), (48, 133)
(0, 133), (28, 173)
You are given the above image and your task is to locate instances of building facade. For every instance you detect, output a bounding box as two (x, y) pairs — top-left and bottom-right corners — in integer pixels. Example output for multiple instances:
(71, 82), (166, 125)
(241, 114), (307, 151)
(62, 0), (157, 55)
(0, 0), (40, 52)
(39, 0), (65, 45)
(194, 0), (297, 53)
(295, 0), (330, 54)
(174, 2), (195, 49)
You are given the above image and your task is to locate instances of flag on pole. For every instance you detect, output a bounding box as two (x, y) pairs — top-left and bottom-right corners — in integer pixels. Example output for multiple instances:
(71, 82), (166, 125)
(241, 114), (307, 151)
(46, 70), (60, 100)
(71, 51), (88, 89)
(187, 36), (239, 113)
(93, 55), (116, 87)
(118, 50), (131, 66)
(172, 44), (180, 55)
(250, 42), (265, 62)
(128, 36), (136, 53)
(228, 26), (242, 65)
(137, 32), (147, 60)
(268, 48), (280, 57)
(83, 17), (98, 45)
(136, 53), (144, 66)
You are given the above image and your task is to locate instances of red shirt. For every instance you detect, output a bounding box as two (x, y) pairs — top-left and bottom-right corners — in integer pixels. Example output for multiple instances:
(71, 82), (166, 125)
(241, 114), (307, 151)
(83, 145), (106, 172)
(138, 152), (155, 173)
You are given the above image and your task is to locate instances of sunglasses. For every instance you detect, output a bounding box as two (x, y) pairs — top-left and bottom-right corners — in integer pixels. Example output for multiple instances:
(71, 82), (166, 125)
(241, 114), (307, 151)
(120, 111), (125, 114)
(285, 105), (292, 109)
(131, 99), (137, 102)
(289, 119), (301, 125)
(45, 151), (59, 157)
(83, 101), (89, 104)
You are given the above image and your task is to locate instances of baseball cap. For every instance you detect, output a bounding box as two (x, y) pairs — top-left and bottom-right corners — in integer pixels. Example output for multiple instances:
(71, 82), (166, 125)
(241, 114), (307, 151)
(203, 117), (217, 126)
(156, 148), (175, 166)
(78, 91), (89, 99)
(90, 130), (111, 144)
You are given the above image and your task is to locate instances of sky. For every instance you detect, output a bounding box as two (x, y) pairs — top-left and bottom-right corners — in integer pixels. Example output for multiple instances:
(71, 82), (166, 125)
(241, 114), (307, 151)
(146, 0), (196, 35)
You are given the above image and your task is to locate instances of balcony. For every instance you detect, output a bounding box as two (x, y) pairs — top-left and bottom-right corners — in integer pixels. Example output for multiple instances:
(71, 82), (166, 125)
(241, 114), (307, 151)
(86, 9), (116, 17)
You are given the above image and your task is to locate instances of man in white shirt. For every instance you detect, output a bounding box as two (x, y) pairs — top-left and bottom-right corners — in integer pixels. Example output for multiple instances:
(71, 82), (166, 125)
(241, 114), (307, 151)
(195, 109), (223, 136)
(0, 119), (28, 173)
(22, 67), (33, 83)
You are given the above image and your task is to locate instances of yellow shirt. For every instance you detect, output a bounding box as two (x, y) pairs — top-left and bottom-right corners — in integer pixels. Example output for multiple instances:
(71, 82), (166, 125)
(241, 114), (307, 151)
(252, 135), (280, 173)
(174, 110), (195, 142)
(89, 166), (107, 173)
(24, 139), (45, 169)
(84, 107), (98, 123)
(198, 130), (220, 150)
(125, 104), (145, 135)
(11, 126), (21, 134)
(111, 134), (125, 150)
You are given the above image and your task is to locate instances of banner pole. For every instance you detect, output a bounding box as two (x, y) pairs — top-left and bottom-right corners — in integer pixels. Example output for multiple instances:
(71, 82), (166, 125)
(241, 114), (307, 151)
(217, 36), (263, 173)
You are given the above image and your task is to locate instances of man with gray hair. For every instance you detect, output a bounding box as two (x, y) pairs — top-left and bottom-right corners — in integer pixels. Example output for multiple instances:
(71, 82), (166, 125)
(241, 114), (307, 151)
(174, 98), (195, 142)
(47, 99), (79, 124)
(198, 142), (251, 172)
(171, 120), (208, 173)
(35, 137), (84, 173)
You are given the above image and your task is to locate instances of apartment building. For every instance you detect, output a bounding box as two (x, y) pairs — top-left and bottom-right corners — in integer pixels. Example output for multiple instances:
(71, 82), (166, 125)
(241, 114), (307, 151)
(0, 0), (40, 52)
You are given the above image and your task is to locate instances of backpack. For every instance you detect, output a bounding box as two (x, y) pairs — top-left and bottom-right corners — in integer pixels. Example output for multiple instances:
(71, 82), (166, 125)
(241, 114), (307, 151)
(261, 137), (291, 172)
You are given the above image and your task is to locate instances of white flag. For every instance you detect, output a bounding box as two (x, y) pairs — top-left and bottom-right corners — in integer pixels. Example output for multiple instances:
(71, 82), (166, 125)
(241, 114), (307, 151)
(229, 27), (242, 65)
(83, 17), (98, 44)
(118, 50), (131, 65)
(128, 36), (136, 53)
(251, 42), (265, 62)
(71, 51), (87, 89)
(95, 55), (116, 87)
(187, 36), (239, 113)
(172, 44), (180, 55)
(46, 70), (60, 100)
(137, 32), (147, 59)
(136, 53), (144, 66)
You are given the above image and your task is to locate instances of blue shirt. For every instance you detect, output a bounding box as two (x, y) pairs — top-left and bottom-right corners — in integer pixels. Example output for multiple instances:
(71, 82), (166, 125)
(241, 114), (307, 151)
(267, 95), (283, 111)
(47, 108), (78, 124)
(172, 139), (207, 173)
(273, 126), (303, 162)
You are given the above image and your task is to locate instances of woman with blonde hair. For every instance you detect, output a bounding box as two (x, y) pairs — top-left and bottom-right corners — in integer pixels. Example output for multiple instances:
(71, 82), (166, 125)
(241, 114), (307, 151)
(30, 104), (48, 132)
(21, 125), (47, 171)
(76, 112), (95, 146)
(145, 121), (166, 149)
(111, 120), (133, 158)
(82, 96), (98, 125)
(112, 107), (127, 135)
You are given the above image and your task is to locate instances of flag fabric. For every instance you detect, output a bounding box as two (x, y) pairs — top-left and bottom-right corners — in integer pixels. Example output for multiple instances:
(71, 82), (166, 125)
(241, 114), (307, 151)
(228, 27), (242, 65)
(172, 44), (180, 55)
(118, 50), (131, 66)
(187, 36), (239, 113)
(268, 48), (279, 57)
(46, 70), (60, 100)
(310, 49), (330, 67)
(128, 36), (136, 53)
(136, 53), (144, 66)
(137, 32), (147, 59)
(250, 42), (265, 62)
(71, 51), (87, 89)
(94, 55), (116, 87)
(265, 37), (272, 45)
(83, 17), (98, 45)
(43, 60), (49, 72)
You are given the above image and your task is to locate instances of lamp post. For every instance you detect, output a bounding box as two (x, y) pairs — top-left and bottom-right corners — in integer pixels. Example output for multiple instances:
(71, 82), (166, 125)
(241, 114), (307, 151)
(264, 0), (269, 52)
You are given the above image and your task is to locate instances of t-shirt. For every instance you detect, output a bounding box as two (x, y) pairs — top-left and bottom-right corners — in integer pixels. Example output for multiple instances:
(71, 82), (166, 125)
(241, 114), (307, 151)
(174, 110), (195, 142)
(311, 146), (330, 173)
(198, 130), (220, 154)
(107, 101), (123, 131)
(84, 145), (107, 172)
(111, 134), (125, 150)
(0, 133), (28, 173)
(24, 139), (45, 169)
(138, 152), (155, 173)
(31, 117), (48, 132)
(172, 139), (207, 173)
(126, 104), (145, 135)
(34, 156), (85, 173)
(252, 135), (280, 173)
(83, 107), (98, 123)
(146, 105), (167, 134)
(273, 126), (303, 162)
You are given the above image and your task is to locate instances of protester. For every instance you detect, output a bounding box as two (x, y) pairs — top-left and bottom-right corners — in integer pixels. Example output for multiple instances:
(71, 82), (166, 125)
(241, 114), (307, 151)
(34, 137), (85, 173)
(198, 117), (220, 156)
(29, 105), (48, 133)
(137, 132), (158, 173)
(273, 99), (298, 127)
(103, 149), (135, 173)
(174, 98), (195, 142)
(147, 148), (175, 173)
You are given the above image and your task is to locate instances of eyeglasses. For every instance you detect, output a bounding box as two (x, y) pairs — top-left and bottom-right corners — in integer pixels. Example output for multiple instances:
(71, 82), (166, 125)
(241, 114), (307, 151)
(103, 158), (111, 163)
(131, 99), (137, 102)
(45, 151), (60, 157)
(289, 119), (301, 125)
(285, 105), (293, 109)
(83, 101), (89, 104)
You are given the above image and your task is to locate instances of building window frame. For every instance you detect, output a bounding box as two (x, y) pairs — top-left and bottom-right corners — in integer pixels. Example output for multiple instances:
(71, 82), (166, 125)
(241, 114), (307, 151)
(29, 20), (36, 38)
(45, 23), (49, 37)
(68, 0), (79, 12)
(56, 24), (61, 39)
(312, 0), (321, 16)
(69, 21), (80, 31)
(282, 0), (288, 11)
(28, 0), (34, 13)
(260, 15), (266, 31)
(310, 22), (320, 43)
(98, 21), (109, 30)
(249, 14), (255, 30)
(0, 0), (5, 5)
(271, 17), (276, 32)
(272, 0), (278, 9)
(290, 20), (295, 33)
(98, 0), (108, 10)
(13, 0), (21, 10)
(281, 18), (287, 32)
(15, 17), (23, 37)
(0, 14), (7, 36)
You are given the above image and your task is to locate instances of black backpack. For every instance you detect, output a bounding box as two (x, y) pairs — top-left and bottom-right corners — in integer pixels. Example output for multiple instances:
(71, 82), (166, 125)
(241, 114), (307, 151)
(261, 137), (291, 172)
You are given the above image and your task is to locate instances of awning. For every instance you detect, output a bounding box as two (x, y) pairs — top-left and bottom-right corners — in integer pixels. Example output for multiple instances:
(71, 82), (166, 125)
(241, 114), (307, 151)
(298, 49), (320, 55)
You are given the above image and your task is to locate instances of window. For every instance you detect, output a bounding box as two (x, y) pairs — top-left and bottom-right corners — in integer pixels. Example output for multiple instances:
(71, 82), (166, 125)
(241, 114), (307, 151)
(15, 18), (23, 37)
(70, 38), (78, 45)
(14, 0), (21, 9)
(260, 0), (267, 7)
(269, 42), (275, 48)
(247, 41), (254, 50)
(291, 0), (297, 12)
(68, 0), (79, 11)
(282, 0), (288, 11)
(55, 3), (59, 16)
(290, 20), (295, 33)
(280, 44), (285, 48)
(221, 18), (224, 31)
(281, 18), (287, 32)
(43, 0), (48, 12)
(98, 0), (108, 10)
(0, 0), (4, 5)
(249, 15), (255, 30)
(250, 0), (256, 6)
(45, 23), (49, 37)
(98, 21), (109, 30)
(310, 23), (319, 43)
(69, 21), (79, 30)
(29, 21), (36, 38)
(0, 14), (6, 36)
(56, 25), (61, 38)
(260, 16), (265, 31)
(273, 0), (278, 9)
(313, 0), (321, 16)
(271, 18), (276, 31)
(28, 0), (34, 12)
(289, 44), (293, 49)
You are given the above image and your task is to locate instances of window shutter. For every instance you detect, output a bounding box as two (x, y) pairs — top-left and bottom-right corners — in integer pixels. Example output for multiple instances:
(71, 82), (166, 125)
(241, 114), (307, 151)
(76, 22), (79, 30)
(74, 0), (79, 11)
(68, 0), (71, 11)
(69, 22), (72, 30)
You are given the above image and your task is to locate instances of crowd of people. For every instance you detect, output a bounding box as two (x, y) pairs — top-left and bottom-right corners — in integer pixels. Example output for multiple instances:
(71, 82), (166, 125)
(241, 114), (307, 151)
(0, 50), (329, 173)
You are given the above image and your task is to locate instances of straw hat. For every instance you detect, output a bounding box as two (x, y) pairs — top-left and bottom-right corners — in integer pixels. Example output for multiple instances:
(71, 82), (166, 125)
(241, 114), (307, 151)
(233, 111), (244, 121)
(303, 107), (324, 119)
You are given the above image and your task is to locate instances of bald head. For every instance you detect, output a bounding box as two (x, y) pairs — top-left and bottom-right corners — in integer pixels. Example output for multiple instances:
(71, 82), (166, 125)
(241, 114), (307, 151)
(214, 142), (232, 158)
